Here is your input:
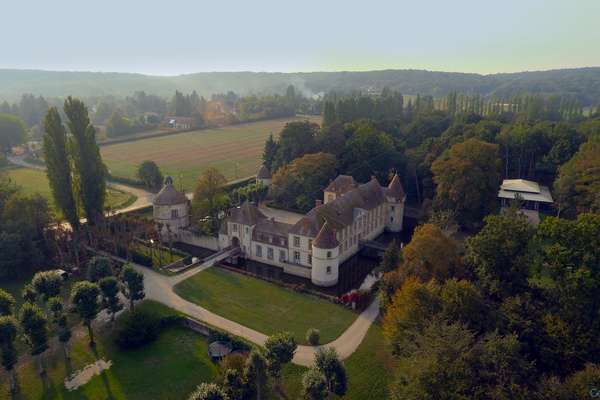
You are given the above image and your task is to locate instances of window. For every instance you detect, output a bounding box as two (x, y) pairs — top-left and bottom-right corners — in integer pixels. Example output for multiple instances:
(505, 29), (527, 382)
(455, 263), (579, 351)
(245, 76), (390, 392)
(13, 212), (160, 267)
(308, 239), (313, 249)
(232, 224), (238, 232)
(171, 209), (179, 219)
(267, 247), (274, 260)
(279, 250), (286, 262)
(246, 227), (249, 234)
(327, 251), (332, 258)
(326, 266), (332, 274)
(308, 254), (312, 264)
(391, 206), (395, 211)
(294, 251), (300, 263)
(255, 245), (262, 257)
(294, 236), (300, 247)
(391, 216), (394, 223)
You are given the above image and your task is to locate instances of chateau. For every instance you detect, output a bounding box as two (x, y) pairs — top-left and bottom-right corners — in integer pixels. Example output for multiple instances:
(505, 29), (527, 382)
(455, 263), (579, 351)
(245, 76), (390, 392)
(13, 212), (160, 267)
(154, 169), (406, 287)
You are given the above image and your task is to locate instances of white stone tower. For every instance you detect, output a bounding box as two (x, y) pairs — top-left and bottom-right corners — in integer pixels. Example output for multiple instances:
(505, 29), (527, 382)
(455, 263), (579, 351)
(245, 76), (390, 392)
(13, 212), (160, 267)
(256, 164), (272, 187)
(152, 176), (190, 239)
(385, 173), (406, 232)
(311, 221), (340, 287)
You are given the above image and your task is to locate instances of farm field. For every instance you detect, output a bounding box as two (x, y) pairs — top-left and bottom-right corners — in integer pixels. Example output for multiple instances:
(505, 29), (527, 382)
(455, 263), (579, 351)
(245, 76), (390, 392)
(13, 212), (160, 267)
(3, 167), (136, 217)
(173, 266), (357, 345)
(101, 116), (321, 191)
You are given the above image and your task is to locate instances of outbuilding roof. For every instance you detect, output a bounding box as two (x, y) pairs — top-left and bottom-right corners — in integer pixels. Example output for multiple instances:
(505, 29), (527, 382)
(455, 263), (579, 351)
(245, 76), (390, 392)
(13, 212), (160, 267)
(324, 175), (356, 196)
(229, 201), (267, 226)
(153, 176), (188, 206)
(257, 164), (272, 179)
(498, 179), (553, 203)
(386, 173), (406, 201)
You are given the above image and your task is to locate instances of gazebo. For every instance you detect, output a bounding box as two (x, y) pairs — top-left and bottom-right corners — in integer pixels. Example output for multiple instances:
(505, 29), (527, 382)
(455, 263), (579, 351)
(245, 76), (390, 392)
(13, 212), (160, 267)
(208, 341), (233, 360)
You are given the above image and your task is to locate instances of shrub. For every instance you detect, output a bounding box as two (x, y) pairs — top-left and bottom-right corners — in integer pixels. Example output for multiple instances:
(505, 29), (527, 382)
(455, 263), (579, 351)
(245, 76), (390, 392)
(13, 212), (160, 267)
(115, 308), (160, 349)
(86, 256), (113, 282)
(306, 328), (320, 346)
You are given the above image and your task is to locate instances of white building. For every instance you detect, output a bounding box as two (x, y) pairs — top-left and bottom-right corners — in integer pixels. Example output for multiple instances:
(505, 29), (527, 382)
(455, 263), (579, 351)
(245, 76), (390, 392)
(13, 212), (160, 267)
(218, 173), (406, 286)
(152, 176), (190, 239)
(498, 178), (554, 224)
(256, 164), (272, 186)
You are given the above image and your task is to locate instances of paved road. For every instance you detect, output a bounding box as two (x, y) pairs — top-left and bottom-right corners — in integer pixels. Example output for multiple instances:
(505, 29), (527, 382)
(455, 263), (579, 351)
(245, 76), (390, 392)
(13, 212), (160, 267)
(132, 262), (379, 367)
(8, 154), (154, 214)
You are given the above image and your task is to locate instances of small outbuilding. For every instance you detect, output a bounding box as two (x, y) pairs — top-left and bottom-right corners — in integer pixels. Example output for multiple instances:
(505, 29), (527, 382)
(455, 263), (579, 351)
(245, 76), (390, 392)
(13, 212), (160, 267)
(208, 341), (233, 360)
(153, 176), (190, 238)
(498, 178), (554, 224)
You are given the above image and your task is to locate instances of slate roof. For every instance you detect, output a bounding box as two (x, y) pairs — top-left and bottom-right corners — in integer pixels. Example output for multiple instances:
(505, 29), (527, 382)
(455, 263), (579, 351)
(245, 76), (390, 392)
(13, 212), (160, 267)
(257, 164), (272, 179)
(229, 201), (267, 225)
(324, 175), (356, 196)
(313, 221), (339, 249)
(290, 176), (386, 235)
(386, 173), (406, 201)
(153, 176), (188, 206)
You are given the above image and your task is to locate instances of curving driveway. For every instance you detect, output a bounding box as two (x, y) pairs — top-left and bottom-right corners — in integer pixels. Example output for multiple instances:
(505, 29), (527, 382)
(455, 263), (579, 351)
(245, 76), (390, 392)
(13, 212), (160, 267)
(133, 262), (380, 367)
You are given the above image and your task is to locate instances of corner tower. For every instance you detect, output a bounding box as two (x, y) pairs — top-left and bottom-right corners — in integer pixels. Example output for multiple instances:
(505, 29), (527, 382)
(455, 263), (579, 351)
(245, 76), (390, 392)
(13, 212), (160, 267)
(311, 221), (340, 287)
(385, 173), (406, 232)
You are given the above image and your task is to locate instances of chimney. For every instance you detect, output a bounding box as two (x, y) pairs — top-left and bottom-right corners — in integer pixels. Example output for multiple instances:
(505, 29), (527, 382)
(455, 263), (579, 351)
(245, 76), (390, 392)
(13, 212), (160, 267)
(315, 199), (323, 207)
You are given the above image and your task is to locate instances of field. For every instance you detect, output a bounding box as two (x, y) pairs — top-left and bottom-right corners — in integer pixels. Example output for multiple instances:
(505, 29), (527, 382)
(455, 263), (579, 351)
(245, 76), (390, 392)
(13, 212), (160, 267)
(173, 267), (357, 344)
(0, 301), (218, 400)
(101, 116), (321, 191)
(3, 167), (136, 217)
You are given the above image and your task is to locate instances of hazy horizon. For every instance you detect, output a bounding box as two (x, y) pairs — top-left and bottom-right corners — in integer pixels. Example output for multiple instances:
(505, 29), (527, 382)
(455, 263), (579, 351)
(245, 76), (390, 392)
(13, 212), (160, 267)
(3, 0), (599, 76)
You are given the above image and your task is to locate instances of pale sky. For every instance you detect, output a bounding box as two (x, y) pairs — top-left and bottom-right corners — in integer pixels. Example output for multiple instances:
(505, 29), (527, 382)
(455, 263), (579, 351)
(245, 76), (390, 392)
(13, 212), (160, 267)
(2, 0), (599, 75)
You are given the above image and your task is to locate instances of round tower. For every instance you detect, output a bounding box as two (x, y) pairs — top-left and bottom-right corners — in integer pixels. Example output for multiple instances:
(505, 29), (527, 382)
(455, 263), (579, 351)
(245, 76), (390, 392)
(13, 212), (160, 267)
(385, 173), (406, 232)
(311, 221), (340, 287)
(257, 164), (272, 187)
(153, 176), (190, 238)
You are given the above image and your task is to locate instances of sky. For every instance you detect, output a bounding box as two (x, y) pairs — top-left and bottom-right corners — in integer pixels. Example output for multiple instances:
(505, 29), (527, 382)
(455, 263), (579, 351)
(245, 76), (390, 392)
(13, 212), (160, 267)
(2, 0), (599, 76)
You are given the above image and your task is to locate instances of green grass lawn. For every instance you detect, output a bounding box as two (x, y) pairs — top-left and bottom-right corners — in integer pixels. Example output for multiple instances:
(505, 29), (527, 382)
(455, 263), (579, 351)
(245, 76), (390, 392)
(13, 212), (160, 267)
(0, 301), (218, 400)
(101, 116), (321, 191)
(174, 267), (357, 344)
(3, 167), (136, 217)
(277, 323), (395, 400)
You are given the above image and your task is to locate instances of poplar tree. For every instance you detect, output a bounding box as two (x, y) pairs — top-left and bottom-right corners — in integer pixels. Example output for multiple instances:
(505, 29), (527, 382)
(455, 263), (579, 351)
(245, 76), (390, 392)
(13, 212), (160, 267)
(64, 97), (106, 225)
(43, 107), (79, 229)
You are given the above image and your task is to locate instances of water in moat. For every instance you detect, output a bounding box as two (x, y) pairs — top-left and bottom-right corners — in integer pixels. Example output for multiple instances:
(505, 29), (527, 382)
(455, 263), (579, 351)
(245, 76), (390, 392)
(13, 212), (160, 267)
(217, 217), (417, 297)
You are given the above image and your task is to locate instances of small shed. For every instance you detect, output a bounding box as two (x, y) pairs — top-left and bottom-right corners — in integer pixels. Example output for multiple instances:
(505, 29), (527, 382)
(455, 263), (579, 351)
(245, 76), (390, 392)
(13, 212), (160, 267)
(208, 341), (233, 360)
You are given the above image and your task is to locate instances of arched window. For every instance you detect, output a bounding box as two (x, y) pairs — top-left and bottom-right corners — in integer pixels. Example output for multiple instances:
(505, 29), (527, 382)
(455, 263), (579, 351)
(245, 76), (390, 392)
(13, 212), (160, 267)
(326, 266), (332, 274)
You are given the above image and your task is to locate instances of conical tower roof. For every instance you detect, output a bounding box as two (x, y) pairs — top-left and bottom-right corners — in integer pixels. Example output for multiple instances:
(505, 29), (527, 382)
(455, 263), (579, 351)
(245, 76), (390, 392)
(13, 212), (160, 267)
(313, 221), (339, 249)
(386, 173), (405, 201)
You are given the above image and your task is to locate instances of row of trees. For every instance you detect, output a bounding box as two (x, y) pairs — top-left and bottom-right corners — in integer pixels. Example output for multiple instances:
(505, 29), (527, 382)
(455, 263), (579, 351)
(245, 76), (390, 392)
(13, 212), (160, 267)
(378, 210), (600, 398)
(0, 261), (145, 395)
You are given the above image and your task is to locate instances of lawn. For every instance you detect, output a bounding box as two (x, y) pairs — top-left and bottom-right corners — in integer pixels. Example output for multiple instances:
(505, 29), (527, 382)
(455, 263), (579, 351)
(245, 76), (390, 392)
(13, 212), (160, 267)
(173, 267), (357, 344)
(101, 116), (321, 191)
(277, 323), (395, 400)
(0, 301), (218, 400)
(3, 167), (136, 217)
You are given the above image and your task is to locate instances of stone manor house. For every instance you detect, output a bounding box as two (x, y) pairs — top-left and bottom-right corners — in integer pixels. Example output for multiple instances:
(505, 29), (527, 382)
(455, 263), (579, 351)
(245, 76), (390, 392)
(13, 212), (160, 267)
(153, 168), (406, 287)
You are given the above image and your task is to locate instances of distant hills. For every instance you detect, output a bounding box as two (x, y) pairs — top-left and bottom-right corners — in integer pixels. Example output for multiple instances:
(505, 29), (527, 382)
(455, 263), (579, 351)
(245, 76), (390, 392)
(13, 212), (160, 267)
(1, 67), (600, 105)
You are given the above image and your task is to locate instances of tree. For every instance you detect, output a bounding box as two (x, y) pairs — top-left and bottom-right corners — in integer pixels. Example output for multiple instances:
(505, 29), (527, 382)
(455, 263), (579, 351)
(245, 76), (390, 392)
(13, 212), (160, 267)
(554, 137), (600, 216)
(244, 349), (267, 400)
(431, 138), (501, 228)
(272, 121), (318, 169)
(0, 289), (15, 316)
(71, 281), (101, 345)
(0, 316), (19, 394)
(222, 368), (247, 400)
(379, 240), (401, 273)
(399, 224), (464, 284)
(340, 120), (404, 182)
(322, 101), (336, 128)
(188, 382), (229, 400)
(86, 256), (113, 282)
(137, 160), (163, 191)
(313, 347), (347, 398)
(465, 211), (534, 298)
(121, 265), (145, 311)
(0, 113), (26, 152)
(106, 110), (134, 137)
(302, 368), (328, 400)
(262, 134), (279, 171)
(99, 276), (123, 322)
(31, 270), (63, 301)
(19, 302), (49, 375)
(270, 152), (338, 212)
(306, 328), (320, 346)
(264, 332), (297, 385)
(43, 107), (80, 229)
(21, 283), (38, 303)
(64, 97), (106, 225)
(48, 297), (72, 359)
(192, 167), (228, 233)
